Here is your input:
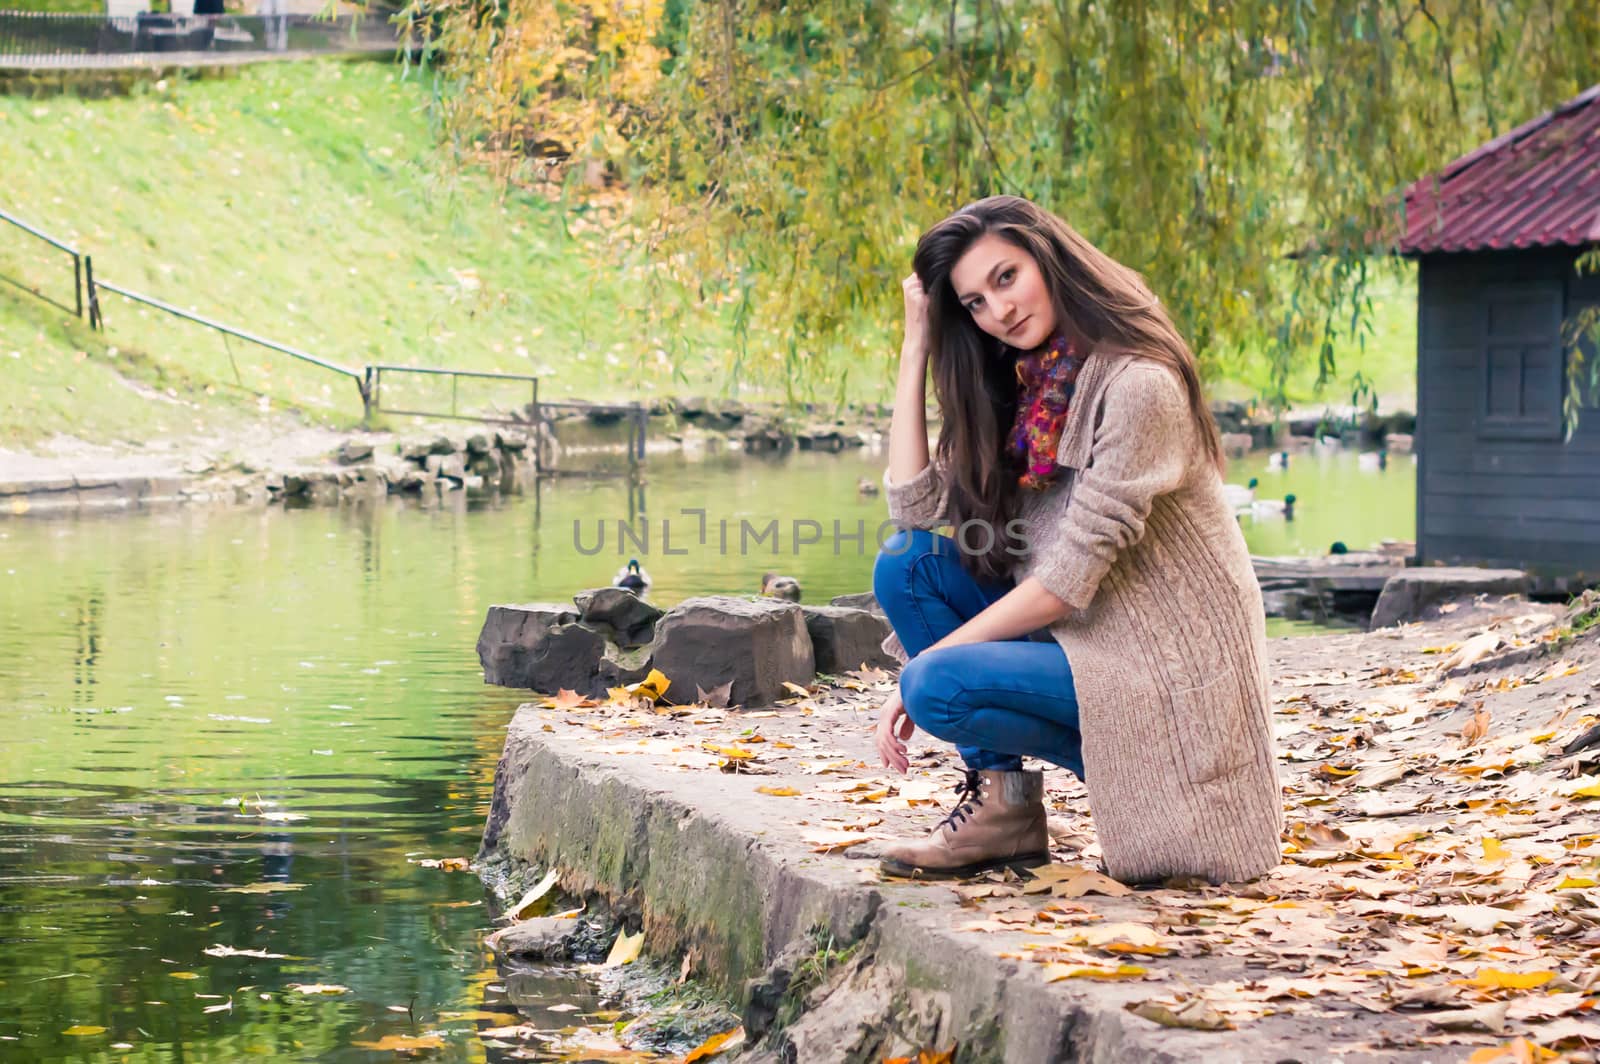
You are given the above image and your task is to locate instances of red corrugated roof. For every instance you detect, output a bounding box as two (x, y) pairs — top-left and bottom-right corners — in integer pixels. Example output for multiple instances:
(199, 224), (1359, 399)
(1398, 83), (1600, 254)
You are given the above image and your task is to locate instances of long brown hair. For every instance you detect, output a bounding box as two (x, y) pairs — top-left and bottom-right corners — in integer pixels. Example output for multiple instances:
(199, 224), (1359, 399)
(912, 195), (1223, 583)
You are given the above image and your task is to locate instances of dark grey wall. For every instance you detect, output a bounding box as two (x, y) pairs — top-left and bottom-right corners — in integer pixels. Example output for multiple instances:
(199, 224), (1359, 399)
(1417, 248), (1600, 578)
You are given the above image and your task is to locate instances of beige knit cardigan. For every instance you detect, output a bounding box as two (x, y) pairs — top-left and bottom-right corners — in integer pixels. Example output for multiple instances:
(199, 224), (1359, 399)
(880, 348), (1283, 884)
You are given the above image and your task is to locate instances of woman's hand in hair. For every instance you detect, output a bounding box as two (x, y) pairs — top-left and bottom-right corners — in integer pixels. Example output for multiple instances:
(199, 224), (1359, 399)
(900, 273), (930, 361)
(875, 686), (915, 773)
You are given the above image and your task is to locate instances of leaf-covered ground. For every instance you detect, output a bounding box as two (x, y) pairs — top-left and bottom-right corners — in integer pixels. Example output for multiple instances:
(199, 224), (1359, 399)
(514, 592), (1600, 1061)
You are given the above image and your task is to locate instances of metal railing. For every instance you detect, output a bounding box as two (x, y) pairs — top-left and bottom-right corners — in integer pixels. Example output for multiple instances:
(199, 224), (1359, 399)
(1, 201), (648, 473)
(94, 277), (370, 408)
(367, 363), (537, 427)
(0, 205), (90, 319)
(0, 9), (400, 66)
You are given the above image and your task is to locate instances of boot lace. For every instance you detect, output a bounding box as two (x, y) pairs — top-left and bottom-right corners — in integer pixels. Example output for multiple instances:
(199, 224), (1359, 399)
(938, 769), (985, 834)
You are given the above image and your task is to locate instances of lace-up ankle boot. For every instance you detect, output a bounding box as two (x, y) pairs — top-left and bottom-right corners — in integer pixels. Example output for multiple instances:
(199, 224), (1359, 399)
(878, 768), (1049, 879)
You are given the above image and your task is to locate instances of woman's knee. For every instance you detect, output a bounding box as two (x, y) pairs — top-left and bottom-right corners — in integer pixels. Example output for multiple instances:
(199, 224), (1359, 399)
(899, 650), (960, 734)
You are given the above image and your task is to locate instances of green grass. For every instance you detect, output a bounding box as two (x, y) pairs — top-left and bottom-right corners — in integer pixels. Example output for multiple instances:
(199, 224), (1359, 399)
(0, 57), (1420, 449)
(5, 0), (102, 12)
(0, 58), (731, 447)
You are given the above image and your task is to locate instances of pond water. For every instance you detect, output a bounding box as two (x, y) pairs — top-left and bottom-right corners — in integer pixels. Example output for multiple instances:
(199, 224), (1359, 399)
(0, 445), (1414, 1061)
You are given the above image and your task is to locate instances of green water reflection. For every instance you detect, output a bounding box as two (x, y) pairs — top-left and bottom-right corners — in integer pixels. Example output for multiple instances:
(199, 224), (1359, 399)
(0, 445), (1413, 1061)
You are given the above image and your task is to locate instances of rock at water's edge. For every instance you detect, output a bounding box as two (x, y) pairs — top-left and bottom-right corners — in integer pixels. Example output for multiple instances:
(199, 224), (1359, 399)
(801, 605), (894, 674)
(649, 596), (814, 707)
(1370, 567), (1529, 629)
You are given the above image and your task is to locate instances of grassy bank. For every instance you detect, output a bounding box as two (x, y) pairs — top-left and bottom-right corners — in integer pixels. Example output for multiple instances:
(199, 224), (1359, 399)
(0, 58), (734, 447)
(0, 57), (1417, 451)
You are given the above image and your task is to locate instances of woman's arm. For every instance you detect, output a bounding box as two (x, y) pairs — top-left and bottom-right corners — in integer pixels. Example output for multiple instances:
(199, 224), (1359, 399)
(888, 273), (932, 485)
(883, 273), (952, 529)
(924, 576), (1070, 651)
(1031, 361), (1195, 610)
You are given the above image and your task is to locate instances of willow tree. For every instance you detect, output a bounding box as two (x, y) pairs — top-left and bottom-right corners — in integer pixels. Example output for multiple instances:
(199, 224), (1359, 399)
(406, 0), (1599, 406)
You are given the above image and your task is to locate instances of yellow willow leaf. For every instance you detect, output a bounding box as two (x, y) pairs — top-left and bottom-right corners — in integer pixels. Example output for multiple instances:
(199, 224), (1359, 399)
(1042, 962), (1149, 982)
(605, 929), (644, 967)
(1456, 969), (1557, 991)
(756, 785), (801, 797)
(1557, 876), (1597, 889)
(506, 868), (559, 920)
(682, 1025), (746, 1062)
(62, 1026), (107, 1036)
(1127, 997), (1233, 1031)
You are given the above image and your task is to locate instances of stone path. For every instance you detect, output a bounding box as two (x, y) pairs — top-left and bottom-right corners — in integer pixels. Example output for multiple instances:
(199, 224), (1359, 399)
(479, 594), (1600, 1061)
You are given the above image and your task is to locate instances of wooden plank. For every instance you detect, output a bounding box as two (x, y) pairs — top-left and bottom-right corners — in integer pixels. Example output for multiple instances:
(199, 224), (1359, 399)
(1423, 492), (1600, 522)
(1424, 472), (1597, 495)
(1422, 532), (1600, 571)
(1427, 428), (1600, 464)
(1420, 510), (1594, 540)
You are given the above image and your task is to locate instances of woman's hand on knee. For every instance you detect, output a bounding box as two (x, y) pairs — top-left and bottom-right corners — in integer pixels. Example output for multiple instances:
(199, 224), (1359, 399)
(876, 686), (915, 774)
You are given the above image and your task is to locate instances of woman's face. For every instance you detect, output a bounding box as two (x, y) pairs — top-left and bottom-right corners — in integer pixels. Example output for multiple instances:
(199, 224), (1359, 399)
(948, 233), (1057, 351)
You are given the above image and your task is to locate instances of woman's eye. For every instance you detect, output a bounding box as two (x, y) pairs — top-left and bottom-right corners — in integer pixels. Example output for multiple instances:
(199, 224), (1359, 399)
(967, 300), (983, 313)
(999, 269), (1015, 285)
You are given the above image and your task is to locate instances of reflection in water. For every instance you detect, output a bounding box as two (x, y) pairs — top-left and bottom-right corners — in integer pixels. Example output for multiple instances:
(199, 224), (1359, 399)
(0, 446), (1413, 1060)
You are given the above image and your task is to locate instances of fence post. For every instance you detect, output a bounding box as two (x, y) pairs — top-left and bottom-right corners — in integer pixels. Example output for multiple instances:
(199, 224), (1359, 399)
(361, 365), (376, 426)
(84, 254), (101, 330)
(531, 377), (541, 475)
(73, 252), (82, 320)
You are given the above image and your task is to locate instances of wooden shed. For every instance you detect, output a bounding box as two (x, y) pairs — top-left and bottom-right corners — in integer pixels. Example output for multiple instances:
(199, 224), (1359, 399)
(1399, 83), (1600, 584)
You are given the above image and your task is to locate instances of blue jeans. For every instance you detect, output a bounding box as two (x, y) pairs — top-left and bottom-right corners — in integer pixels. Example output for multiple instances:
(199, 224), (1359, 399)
(872, 528), (1085, 778)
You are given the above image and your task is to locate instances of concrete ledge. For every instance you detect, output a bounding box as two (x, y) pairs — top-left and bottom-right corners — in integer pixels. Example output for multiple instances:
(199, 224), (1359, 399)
(0, 473), (196, 515)
(478, 712), (1333, 1061)
(479, 604), (1600, 1061)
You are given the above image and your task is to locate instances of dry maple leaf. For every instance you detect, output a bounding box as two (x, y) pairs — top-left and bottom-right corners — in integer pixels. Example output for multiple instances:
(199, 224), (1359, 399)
(545, 688), (596, 710)
(1024, 864), (1132, 898)
(696, 680), (733, 709)
(1461, 706), (1493, 747)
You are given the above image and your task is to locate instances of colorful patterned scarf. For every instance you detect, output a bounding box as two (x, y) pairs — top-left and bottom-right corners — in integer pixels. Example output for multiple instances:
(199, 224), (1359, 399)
(1006, 332), (1088, 491)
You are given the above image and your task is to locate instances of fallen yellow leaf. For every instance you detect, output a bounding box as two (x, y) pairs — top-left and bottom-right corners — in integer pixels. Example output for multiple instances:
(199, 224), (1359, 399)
(1566, 779), (1600, 799)
(1455, 969), (1557, 991)
(605, 929), (644, 967)
(1127, 997), (1233, 1030)
(756, 785), (801, 797)
(683, 1025), (745, 1062)
(1468, 1038), (1560, 1063)
(506, 868), (560, 920)
(628, 668), (671, 702)
(1481, 838), (1511, 862)
(803, 830), (872, 853)
(352, 1034), (446, 1051)
(62, 1026), (107, 1036)
(1042, 962), (1149, 981)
